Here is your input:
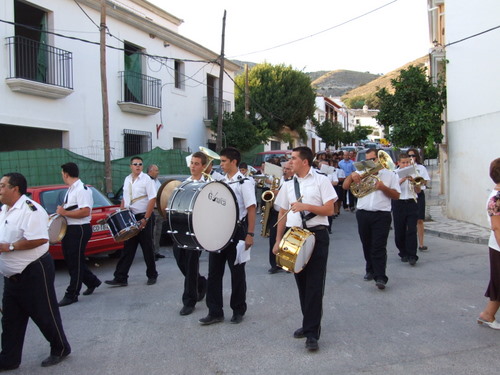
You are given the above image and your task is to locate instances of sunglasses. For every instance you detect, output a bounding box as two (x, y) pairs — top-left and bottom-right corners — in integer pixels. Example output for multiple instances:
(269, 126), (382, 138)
(366, 157), (377, 161)
(408, 155), (417, 158)
(131, 162), (143, 166)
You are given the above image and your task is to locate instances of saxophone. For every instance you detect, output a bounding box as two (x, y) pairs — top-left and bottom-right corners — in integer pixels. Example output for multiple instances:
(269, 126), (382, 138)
(260, 177), (281, 237)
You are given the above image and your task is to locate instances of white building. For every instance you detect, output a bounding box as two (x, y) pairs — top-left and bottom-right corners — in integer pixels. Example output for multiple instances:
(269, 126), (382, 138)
(0, 0), (239, 160)
(428, 0), (500, 227)
(348, 105), (384, 141)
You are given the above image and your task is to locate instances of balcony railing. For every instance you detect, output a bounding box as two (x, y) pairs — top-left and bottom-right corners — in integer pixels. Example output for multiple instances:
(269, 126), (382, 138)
(119, 71), (161, 109)
(6, 36), (73, 89)
(204, 96), (231, 121)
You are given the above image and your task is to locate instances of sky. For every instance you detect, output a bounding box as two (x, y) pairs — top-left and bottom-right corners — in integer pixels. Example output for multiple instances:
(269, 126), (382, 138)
(150, 0), (430, 75)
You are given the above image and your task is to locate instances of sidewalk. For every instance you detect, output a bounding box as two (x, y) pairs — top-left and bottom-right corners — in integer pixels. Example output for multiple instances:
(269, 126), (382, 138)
(423, 160), (490, 245)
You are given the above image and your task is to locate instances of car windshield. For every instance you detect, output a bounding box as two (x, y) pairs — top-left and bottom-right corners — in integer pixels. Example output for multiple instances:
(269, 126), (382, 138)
(39, 186), (114, 214)
(253, 153), (289, 166)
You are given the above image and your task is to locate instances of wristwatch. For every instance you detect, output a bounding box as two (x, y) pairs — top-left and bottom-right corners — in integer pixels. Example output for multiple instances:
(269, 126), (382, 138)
(247, 232), (254, 237)
(8, 243), (15, 252)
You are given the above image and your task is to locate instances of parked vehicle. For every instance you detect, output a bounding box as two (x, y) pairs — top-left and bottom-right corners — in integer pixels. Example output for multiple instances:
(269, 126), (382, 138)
(355, 148), (401, 167)
(252, 150), (292, 172)
(27, 185), (124, 260)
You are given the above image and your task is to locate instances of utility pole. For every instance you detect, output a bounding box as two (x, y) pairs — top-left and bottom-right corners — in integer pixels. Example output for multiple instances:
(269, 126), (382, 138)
(244, 64), (249, 119)
(100, 0), (112, 193)
(216, 10), (226, 153)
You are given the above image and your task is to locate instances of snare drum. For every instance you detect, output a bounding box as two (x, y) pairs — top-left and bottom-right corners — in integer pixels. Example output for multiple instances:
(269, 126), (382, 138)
(167, 180), (239, 251)
(48, 214), (67, 244)
(276, 226), (316, 273)
(104, 209), (140, 242)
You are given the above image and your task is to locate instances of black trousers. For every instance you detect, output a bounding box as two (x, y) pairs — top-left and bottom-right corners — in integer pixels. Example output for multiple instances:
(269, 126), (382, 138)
(173, 245), (207, 307)
(61, 224), (101, 299)
(392, 200), (418, 260)
(114, 213), (158, 282)
(206, 242), (247, 318)
(343, 188), (357, 209)
(268, 208), (279, 268)
(294, 227), (329, 340)
(356, 210), (392, 283)
(0, 253), (71, 368)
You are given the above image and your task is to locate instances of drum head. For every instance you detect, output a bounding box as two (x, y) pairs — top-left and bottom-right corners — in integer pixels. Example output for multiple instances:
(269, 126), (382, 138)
(191, 181), (238, 251)
(294, 232), (315, 273)
(157, 179), (183, 218)
(48, 214), (67, 244)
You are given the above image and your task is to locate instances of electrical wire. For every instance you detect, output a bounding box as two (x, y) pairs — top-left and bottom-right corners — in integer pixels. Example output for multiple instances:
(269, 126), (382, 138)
(445, 25), (500, 47)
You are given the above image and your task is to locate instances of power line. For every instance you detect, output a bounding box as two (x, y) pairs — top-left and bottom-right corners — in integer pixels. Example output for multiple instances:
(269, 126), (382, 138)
(445, 25), (500, 47)
(228, 0), (398, 59)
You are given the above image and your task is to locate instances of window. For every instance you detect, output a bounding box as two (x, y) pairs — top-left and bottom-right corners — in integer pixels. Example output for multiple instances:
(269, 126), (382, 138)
(174, 60), (184, 89)
(123, 129), (151, 157)
(270, 141), (281, 150)
(124, 42), (143, 103)
(173, 137), (187, 152)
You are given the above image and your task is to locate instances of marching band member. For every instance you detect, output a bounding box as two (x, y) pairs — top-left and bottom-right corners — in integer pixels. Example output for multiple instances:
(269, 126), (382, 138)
(57, 162), (101, 306)
(407, 148), (431, 251)
(343, 148), (400, 290)
(105, 156), (158, 287)
(199, 147), (256, 326)
(392, 153), (420, 266)
(272, 147), (337, 352)
(173, 151), (208, 316)
(0, 173), (71, 369)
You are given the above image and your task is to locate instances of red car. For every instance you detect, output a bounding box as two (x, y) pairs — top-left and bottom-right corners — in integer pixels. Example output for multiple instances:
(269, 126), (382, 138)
(27, 185), (124, 260)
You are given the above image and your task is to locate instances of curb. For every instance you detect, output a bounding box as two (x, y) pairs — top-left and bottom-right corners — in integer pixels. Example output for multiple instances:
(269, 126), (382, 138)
(424, 227), (489, 245)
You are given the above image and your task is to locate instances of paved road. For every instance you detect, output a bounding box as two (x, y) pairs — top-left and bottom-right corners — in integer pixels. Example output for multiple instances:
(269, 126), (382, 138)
(4, 211), (500, 375)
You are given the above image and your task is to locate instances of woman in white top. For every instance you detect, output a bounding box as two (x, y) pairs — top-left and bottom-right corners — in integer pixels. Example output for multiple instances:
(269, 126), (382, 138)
(478, 158), (500, 329)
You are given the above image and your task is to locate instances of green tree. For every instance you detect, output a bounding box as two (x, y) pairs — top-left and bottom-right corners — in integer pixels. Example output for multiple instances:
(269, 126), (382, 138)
(375, 65), (446, 149)
(210, 112), (271, 152)
(315, 119), (344, 148)
(350, 126), (373, 144)
(234, 63), (316, 143)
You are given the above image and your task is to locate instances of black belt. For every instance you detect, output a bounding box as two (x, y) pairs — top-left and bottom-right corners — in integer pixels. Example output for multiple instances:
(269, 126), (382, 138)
(306, 225), (328, 232)
(7, 252), (50, 282)
(399, 199), (417, 203)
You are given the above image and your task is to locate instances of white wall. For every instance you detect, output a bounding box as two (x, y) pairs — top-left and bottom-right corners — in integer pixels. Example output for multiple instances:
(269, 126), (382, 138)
(445, 0), (500, 227)
(0, 0), (236, 159)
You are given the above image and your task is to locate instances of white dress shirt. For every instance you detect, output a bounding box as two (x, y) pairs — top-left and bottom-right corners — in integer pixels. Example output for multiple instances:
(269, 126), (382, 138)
(123, 172), (157, 214)
(0, 196), (49, 277)
(275, 167), (337, 228)
(64, 179), (93, 225)
(356, 169), (401, 212)
(224, 171), (256, 221)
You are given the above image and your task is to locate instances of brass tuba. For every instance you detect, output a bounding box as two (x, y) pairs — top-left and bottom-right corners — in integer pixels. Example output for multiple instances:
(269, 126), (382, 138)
(260, 177), (281, 237)
(199, 146), (220, 180)
(350, 150), (395, 198)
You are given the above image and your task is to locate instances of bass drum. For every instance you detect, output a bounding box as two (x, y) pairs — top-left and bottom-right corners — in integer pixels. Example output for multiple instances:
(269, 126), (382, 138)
(167, 180), (239, 252)
(156, 179), (183, 219)
(276, 226), (315, 273)
(48, 214), (67, 244)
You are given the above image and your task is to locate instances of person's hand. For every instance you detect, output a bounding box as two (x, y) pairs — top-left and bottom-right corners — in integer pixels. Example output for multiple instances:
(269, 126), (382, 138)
(245, 234), (253, 250)
(351, 172), (362, 184)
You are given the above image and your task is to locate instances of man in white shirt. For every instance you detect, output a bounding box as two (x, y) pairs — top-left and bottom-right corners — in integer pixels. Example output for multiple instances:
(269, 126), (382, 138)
(56, 162), (102, 306)
(343, 148), (400, 290)
(392, 154), (420, 266)
(199, 147), (256, 326)
(272, 147), (337, 351)
(0, 172), (71, 369)
(105, 156), (158, 286)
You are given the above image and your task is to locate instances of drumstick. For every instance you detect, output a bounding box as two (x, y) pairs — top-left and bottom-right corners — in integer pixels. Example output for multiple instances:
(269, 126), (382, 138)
(273, 195), (303, 227)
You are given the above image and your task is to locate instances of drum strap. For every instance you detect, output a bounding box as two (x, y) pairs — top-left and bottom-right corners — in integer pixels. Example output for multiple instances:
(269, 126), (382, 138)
(130, 195), (147, 204)
(293, 177), (316, 229)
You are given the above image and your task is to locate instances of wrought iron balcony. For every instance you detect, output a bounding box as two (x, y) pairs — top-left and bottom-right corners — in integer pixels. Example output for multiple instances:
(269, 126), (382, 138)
(118, 71), (161, 115)
(204, 96), (231, 121)
(5, 36), (73, 98)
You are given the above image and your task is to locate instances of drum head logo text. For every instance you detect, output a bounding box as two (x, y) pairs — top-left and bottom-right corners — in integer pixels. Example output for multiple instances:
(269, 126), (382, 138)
(208, 191), (226, 206)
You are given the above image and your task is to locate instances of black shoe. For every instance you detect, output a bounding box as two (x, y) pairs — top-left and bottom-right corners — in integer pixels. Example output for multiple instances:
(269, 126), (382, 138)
(419, 246), (428, 251)
(82, 280), (102, 296)
(155, 253), (166, 261)
(0, 363), (19, 371)
(180, 306), (195, 316)
(147, 277), (157, 285)
(375, 280), (386, 290)
(199, 315), (224, 325)
(401, 256), (409, 263)
(409, 257), (417, 266)
(41, 353), (69, 367)
(58, 296), (77, 307)
(293, 328), (305, 339)
(305, 337), (319, 351)
(104, 279), (128, 287)
(230, 314), (243, 324)
(268, 267), (281, 274)
(363, 273), (374, 281)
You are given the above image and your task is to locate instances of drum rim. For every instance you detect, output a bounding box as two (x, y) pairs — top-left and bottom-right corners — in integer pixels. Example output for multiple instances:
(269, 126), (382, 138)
(48, 214), (68, 244)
